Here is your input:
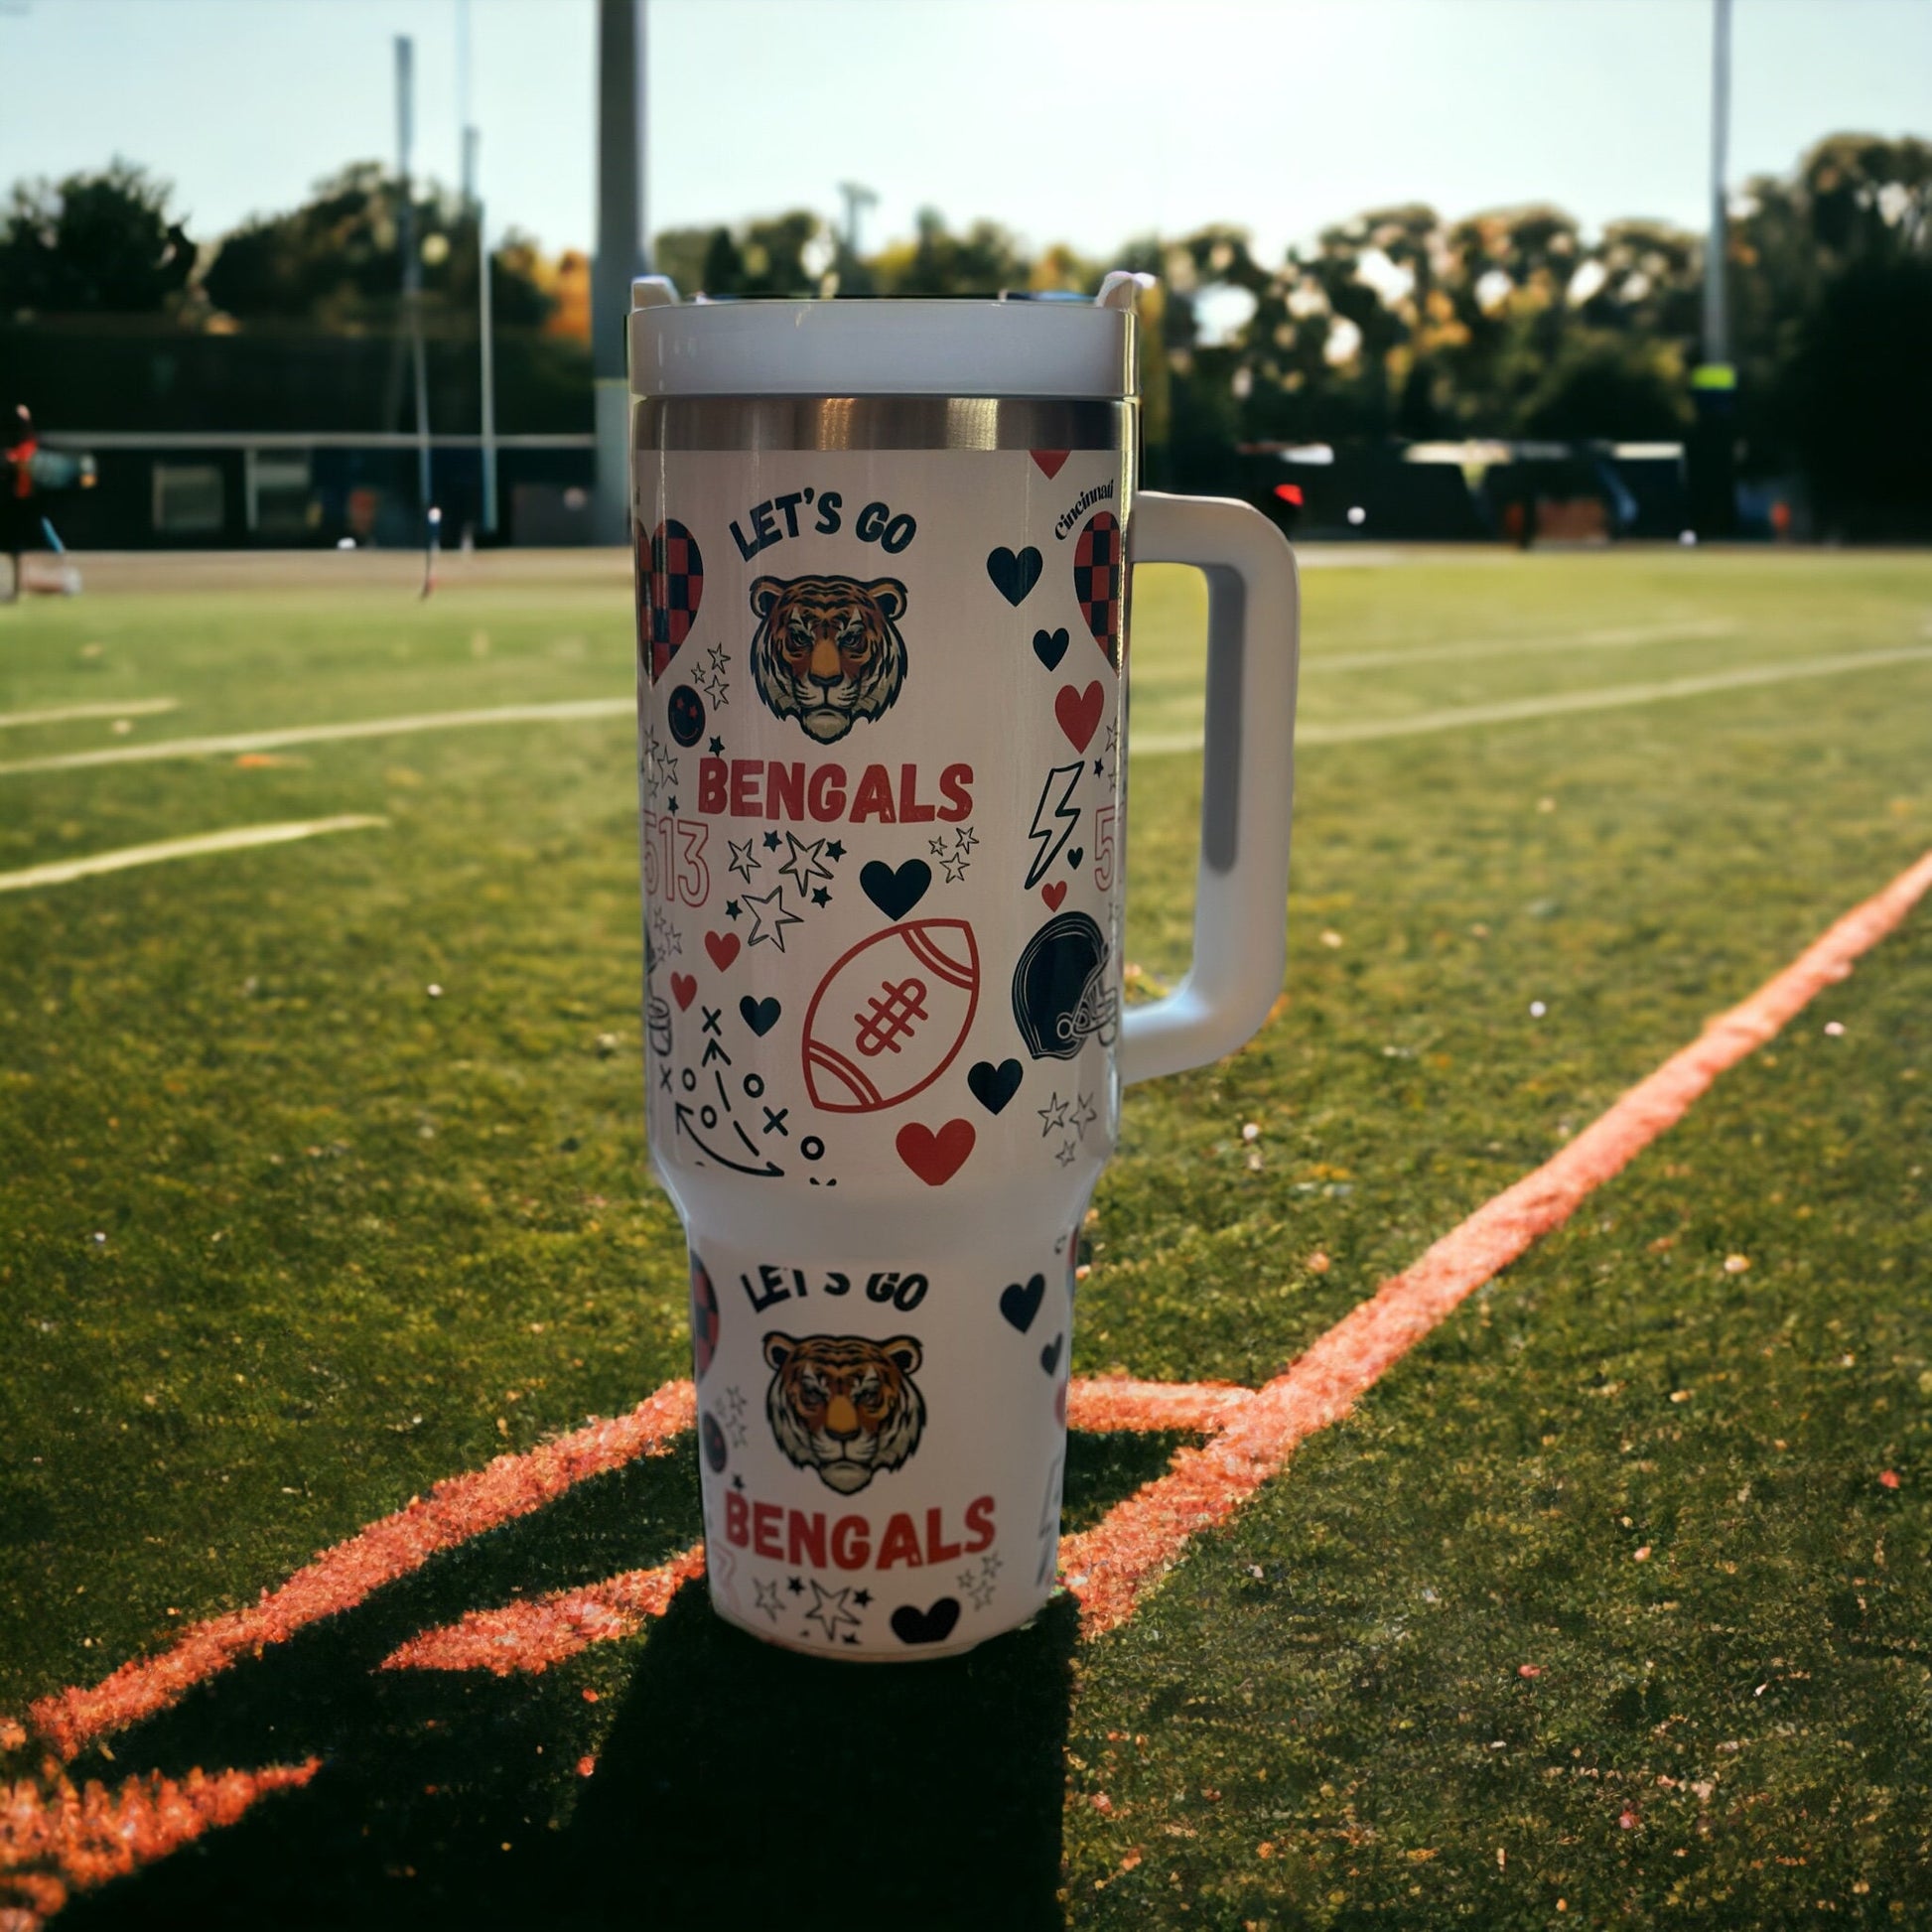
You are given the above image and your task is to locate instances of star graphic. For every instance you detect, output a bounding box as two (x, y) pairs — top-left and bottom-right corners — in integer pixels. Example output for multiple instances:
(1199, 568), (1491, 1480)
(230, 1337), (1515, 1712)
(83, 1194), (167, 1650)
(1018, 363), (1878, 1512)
(694, 644), (732, 707)
(1103, 720), (1121, 773)
(778, 832), (835, 897)
(732, 1473), (745, 1490)
(707, 736), (725, 757)
(1093, 759), (1105, 777)
(959, 1568), (997, 1611)
(941, 856), (967, 885)
(761, 829), (781, 851)
(824, 840), (846, 862)
(1037, 1091), (1070, 1136)
(802, 1580), (863, 1643)
(842, 1633), (860, 1645)
(658, 752), (680, 788)
(1055, 1139), (1078, 1167)
(665, 795), (678, 813)
(980, 1550), (1003, 1582)
(929, 837), (949, 858)
(723, 1385), (749, 1447)
(1074, 1092), (1098, 1139)
(787, 1576), (805, 1596)
(853, 1588), (872, 1607)
(741, 887), (801, 952)
(649, 908), (683, 958)
(953, 824), (978, 855)
(754, 1580), (782, 1622)
(728, 837), (761, 884)
(811, 887), (831, 907)
(725, 899), (741, 920)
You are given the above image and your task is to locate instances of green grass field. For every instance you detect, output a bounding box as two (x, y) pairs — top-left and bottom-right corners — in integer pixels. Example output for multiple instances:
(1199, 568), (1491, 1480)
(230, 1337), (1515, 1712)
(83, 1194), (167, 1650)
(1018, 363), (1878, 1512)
(2, 544), (1929, 1928)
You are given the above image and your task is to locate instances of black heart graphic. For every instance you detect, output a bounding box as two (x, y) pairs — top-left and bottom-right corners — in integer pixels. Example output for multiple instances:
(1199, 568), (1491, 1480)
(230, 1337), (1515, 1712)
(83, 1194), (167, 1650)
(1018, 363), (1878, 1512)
(891, 1597), (962, 1646)
(1000, 1273), (1046, 1332)
(967, 1057), (1023, 1116)
(860, 859), (932, 921)
(1066, 846), (1083, 869)
(1039, 1331), (1064, 1376)
(740, 996), (781, 1036)
(1033, 626), (1069, 670)
(987, 546), (1043, 606)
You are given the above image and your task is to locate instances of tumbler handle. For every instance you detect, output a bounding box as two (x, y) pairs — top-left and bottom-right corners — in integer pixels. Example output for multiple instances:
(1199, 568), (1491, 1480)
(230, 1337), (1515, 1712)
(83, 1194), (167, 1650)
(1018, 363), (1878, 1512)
(1120, 492), (1301, 1084)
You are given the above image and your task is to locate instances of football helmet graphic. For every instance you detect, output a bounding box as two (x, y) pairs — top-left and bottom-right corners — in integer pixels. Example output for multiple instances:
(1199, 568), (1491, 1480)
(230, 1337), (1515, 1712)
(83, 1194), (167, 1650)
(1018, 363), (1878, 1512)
(1011, 911), (1119, 1060)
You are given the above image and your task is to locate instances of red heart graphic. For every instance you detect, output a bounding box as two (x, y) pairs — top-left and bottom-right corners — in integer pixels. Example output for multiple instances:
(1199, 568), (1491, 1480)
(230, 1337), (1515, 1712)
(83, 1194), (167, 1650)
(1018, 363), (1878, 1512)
(1031, 450), (1069, 480)
(704, 931), (740, 972)
(896, 1118), (976, 1187)
(1055, 680), (1105, 753)
(1041, 881), (1067, 911)
(671, 972), (698, 1011)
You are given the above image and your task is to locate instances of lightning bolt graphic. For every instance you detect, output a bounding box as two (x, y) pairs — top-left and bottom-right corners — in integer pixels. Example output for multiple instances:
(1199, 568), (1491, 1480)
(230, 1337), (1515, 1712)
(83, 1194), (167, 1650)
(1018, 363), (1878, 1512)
(1026, 761), (1085, 889)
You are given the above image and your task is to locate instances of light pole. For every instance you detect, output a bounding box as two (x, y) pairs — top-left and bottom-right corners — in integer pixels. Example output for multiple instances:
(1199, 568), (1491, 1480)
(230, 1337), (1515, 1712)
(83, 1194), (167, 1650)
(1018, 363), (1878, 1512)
(396, 36), (434, 529)
(592, 0), (648, 547)
(459, 0), (498, 538)
(1689, 0), (1736, 538)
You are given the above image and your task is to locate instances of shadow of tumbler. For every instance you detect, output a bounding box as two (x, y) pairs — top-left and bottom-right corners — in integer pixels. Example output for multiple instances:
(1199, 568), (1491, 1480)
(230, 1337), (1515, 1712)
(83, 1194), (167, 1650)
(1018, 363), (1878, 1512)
(566, 1580), (1079, 1931)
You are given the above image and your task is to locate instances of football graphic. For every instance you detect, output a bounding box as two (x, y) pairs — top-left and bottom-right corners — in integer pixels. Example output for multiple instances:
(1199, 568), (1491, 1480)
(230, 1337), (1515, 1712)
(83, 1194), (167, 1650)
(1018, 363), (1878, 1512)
(802, 919), (980, 1113)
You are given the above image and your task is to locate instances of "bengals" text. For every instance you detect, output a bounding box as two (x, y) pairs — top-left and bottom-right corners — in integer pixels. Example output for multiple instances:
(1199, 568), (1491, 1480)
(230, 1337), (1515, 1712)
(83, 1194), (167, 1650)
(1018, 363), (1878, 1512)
(721, 1492), (996, 1571)
(696, 758), (972, 825)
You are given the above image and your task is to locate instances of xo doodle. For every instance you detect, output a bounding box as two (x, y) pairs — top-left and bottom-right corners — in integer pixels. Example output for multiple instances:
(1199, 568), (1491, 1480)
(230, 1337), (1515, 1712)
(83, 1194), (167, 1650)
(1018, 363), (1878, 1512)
(669, 1005), (796, 1177)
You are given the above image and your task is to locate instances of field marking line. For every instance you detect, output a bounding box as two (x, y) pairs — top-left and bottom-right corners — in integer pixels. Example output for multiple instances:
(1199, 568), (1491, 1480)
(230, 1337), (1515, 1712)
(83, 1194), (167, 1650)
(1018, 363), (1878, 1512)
(1315, 616), (1737, 674)
(0, 696), (633, 778)
(374, 1377), (1266, 1676)
(1133, 641), (1932, 756)
(0, 817), (386, 897)
(380, 1548), (711, 1677)
(17, 848), (1931, 1732)
(0, 1759), (320, 1929)
(22, 1381), (697, 1761)
(0, 698), (179, 732)
(1059, 842), (1932, 1636)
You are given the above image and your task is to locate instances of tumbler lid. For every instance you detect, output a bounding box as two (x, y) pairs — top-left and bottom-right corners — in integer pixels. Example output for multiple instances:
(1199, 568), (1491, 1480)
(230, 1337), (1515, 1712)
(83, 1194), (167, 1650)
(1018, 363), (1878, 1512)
(628, 281), (1143, 401)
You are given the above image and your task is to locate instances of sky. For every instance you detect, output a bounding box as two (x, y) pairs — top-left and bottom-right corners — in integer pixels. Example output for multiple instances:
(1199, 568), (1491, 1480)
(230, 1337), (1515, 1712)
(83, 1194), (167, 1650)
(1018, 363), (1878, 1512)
(1, 0), (1928, 267)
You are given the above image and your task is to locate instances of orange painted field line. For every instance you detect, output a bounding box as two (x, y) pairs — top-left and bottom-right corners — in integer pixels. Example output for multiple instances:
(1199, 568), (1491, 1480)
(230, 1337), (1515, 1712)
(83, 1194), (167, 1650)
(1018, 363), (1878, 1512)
(375, 1381), (1266, 1676)
(381, 1546), (709, 1677)
(376, 1382), (1258, 1676)
(18, 848), (1930, 1742)
(1065, 1376), (1256, 1434)
(1060, 846), (1932, 1635)
(22, 1382), (695, 1761)
(0, 1758), (319, 1930)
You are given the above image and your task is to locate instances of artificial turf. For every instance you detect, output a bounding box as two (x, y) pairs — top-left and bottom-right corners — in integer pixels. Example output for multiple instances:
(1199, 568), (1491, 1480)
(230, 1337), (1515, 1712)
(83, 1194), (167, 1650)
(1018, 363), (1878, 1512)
(1, 544), (1928, 1927)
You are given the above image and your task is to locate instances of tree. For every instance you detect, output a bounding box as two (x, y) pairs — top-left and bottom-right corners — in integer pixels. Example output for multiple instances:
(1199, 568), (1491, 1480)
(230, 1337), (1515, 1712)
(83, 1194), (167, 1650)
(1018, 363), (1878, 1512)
(1785, 254), (1932, 537)
(873, 210), (1031, 296)
(1517, 332), (1690, 441)
(0, 160), (194, 317)
(202, 164), (548, 329)
(1730, 132), (1932, 479)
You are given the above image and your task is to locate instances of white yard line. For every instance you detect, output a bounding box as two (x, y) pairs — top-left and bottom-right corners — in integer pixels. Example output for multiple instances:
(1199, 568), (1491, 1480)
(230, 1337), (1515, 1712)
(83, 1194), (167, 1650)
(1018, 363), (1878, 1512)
(0, 697), (180, 731)
(0, 816), (385, 895)
(0, 697), (632, 777)
(1316, 616), (1737, 674)
(1133, 642), (1932, 756)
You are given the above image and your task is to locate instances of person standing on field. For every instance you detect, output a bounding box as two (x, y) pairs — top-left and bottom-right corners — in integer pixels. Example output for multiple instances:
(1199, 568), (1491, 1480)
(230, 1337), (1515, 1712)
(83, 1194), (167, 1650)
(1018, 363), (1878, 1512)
(2, 405), (40, 603)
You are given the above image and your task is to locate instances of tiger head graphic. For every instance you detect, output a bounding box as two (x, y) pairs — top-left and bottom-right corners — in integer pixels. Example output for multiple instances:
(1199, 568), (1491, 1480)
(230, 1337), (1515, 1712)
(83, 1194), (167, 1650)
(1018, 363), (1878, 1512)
(762, 1331), (926, 1495)
(749, 573), (908, 745)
